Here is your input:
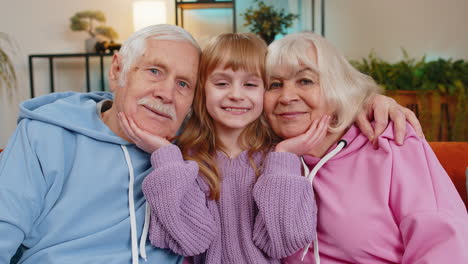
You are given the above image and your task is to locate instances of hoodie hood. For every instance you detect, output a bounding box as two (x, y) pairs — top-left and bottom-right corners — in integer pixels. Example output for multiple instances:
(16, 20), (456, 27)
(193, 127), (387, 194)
(19, 91), (129, 145)
(303, 125), (368, 166)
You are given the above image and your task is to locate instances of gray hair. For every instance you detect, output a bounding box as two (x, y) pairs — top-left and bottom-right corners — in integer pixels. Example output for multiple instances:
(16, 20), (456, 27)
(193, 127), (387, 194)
(118, 24), (201, 86)
(266, 32), (381, 132)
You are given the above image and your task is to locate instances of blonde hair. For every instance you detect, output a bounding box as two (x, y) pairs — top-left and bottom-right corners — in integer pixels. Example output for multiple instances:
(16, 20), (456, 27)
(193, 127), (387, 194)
(266, 32), (381, 132)
(177, 33), (275, 200)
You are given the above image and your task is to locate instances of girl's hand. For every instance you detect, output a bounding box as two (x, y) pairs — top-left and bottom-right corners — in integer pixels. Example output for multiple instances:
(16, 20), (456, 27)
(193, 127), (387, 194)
(275, 115), (330, 156)
(118, 112), (171, 153)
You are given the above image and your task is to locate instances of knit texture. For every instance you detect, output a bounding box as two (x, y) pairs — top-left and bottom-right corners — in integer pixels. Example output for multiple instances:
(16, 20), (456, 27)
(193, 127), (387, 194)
(142, 145), (317, 264)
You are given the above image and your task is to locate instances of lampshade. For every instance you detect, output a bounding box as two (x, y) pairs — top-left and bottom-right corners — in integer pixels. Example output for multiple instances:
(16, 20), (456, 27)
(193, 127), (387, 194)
(133, 0), (167, 32)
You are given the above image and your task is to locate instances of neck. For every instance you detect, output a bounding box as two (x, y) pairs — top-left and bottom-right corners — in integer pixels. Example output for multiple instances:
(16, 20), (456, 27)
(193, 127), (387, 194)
(305, 128), (347, 158)
(101, 106), (133, 143)
(216, 126), (244, 158)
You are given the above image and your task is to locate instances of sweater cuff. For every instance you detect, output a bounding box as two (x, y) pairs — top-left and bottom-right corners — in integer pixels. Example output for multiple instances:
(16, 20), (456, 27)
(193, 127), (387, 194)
(263, 151), (301, 176)
(150, 144), (184, 168)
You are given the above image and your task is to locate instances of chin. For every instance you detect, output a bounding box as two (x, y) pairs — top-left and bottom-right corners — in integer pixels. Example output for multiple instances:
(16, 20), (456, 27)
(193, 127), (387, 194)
(277, 128), (308, 139)
(143, 125), (175, 139)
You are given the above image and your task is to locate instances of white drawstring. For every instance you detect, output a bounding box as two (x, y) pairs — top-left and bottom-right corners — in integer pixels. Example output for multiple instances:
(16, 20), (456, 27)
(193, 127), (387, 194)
(139, 202), (150, 261)
(121, 145), (150, 264)
(300, 140), (347, 263)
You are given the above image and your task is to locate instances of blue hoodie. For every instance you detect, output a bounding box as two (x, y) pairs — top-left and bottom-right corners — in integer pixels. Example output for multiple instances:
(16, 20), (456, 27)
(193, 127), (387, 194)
(0, 92), (182, 264)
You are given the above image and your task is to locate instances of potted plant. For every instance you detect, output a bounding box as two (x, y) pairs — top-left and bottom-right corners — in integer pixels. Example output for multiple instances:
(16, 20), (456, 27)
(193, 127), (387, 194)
(351, 51), (467, 141)
(0, 32), (17, 97)
(70, 10), (119, 53)
(241, 0), (299, 44)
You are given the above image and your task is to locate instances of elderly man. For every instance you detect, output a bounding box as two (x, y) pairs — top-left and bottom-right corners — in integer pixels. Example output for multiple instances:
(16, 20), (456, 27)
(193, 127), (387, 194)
(0, 24), (200, 264)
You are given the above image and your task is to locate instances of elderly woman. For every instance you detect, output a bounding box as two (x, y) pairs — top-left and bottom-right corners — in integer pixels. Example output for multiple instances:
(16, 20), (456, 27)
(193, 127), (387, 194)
(264, 32), (468, 263)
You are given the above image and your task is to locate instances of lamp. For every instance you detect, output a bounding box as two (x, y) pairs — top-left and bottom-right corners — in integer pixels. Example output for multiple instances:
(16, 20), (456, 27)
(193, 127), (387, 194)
(133, 0), (167, 32)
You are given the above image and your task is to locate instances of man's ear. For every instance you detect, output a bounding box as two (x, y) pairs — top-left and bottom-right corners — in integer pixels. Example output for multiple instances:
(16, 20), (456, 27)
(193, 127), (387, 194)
(109, 53), (123, 92)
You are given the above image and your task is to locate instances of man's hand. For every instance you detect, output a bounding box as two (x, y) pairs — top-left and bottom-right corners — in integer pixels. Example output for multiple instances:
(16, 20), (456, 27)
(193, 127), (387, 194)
(118, 112), (171, 153)
(275, 115), (330, 156)
(356, 94), (424, 148)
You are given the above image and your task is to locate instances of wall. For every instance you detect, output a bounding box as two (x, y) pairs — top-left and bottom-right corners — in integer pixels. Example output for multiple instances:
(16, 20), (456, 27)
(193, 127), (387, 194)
(325, 0), (468, 62)
(0, 0), (134, 148)
(1, 0), (468, 147)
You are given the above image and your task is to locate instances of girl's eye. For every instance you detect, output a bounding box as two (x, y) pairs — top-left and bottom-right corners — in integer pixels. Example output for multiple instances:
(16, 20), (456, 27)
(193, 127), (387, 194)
(269, 82), (282, 89)
(245, 83), (258, 87)
(299, 79), (314, 85)
(215, 82), (228, 86)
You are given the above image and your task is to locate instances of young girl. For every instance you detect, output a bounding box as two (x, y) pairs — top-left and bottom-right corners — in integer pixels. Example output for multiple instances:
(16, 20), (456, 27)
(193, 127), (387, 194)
(118, 33), (329, 263)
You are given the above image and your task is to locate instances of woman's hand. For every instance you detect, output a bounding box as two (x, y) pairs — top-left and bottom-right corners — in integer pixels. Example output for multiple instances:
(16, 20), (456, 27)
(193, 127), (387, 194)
(118, 112), (171, 153)
(356, 94), (424, 148)
(275, 115), (330, 156)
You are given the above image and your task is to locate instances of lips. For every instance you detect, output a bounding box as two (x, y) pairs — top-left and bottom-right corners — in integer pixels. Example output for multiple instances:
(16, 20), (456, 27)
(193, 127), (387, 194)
(142, 105), (173, 120)
(276, 111), (307, 119)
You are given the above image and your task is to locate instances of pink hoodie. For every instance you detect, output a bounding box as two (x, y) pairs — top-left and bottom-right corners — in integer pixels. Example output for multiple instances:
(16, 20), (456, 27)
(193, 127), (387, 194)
(283, 123), (468, 264)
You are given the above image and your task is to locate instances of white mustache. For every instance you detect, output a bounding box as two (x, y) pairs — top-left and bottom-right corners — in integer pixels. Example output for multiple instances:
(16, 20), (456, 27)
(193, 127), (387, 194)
(138, 97), (176, 120)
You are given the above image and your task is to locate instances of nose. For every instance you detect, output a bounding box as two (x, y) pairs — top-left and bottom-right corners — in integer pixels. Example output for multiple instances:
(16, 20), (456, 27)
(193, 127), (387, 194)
(278, 82), (299, 105)
(227, 84), (244, 101)
(152, 77), (174, 104)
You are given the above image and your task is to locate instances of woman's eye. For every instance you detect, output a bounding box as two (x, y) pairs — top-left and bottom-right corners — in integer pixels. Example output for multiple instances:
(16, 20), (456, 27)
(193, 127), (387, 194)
(299, 79), (314, 85)
(269, 82), (282, 89)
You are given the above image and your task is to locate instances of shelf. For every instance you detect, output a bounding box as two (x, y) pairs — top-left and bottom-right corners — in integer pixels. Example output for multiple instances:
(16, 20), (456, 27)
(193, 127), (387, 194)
(175, 0), (236, 32)
(177, 2), (233, 10)
(28, 53), (113, 98)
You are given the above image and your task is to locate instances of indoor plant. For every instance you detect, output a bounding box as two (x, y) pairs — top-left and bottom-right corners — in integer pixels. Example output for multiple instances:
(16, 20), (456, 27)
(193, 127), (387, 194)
(0, 32), (17, 97)
(241, 0), (299, 44)
(70, 10), (119, 52)
(351, 51), (467, 141)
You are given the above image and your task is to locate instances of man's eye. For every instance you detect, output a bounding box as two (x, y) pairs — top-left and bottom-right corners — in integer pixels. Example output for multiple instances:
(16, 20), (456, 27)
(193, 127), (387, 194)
(179, 81), (189, 88)
(149, 68), (161, 75)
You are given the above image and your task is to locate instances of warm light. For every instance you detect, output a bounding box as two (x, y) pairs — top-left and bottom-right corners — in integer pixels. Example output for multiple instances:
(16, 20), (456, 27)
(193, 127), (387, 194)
(133, 0), (167, 32)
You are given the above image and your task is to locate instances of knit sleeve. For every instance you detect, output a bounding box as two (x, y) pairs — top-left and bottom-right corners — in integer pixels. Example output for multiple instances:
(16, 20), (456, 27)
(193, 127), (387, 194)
(252, 151), (317, 259)
(142, 144), (218, 256)
(387, 127), (468, 263)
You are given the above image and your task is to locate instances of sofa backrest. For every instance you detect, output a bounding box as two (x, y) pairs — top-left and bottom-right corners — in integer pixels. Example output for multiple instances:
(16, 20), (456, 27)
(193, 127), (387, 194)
(429, 141), (468, 210)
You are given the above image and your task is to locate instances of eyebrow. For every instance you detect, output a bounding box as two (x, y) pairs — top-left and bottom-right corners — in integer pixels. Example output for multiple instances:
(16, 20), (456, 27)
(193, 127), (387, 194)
(145, 60), (196, 85)
(141, 59), (169, 71)
(270, 67), (318, 80)
(210, 71), (262, 81)
(209, 72), (230, 79)
(296, 67), (319, 76)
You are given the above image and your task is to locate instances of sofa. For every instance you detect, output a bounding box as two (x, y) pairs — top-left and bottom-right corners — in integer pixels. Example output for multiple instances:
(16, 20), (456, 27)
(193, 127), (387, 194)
(428, 141), (468, 209)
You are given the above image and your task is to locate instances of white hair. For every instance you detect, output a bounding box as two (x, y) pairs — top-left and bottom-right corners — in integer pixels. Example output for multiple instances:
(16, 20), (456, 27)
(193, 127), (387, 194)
(118, 24), (201, 86)
(266, 32), (381, 132)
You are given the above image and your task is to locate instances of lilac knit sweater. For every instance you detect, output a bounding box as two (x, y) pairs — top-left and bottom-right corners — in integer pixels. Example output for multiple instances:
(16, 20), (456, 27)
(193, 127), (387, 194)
(142, 145), (317, 264)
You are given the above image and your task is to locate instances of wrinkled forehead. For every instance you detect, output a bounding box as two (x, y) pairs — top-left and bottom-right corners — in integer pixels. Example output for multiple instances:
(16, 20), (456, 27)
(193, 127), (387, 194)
(266, 40), (319, 79)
